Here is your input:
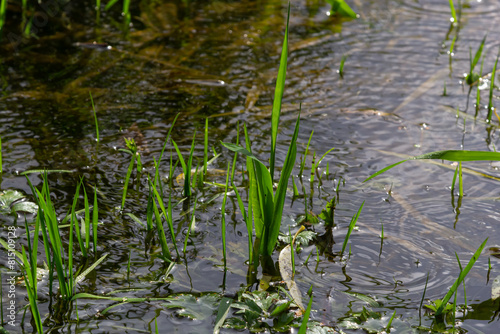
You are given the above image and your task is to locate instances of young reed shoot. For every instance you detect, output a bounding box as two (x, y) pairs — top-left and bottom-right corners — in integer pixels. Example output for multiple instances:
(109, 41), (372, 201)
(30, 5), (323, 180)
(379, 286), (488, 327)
(338, 55), (347, 78)
(172, 131), (196, 198)
(89, 92), (99, 142)
(466, 36), (486, 86)
(183, 197), (198, 254)
(299, 130), (314, 177)
(434, 238), (488, 317)
(298, 285), (314, 334)
(340, 201), (364, 257)
(120, 138), (141, 210)
(448, 0), (457, 24)
(487, 49), (499, 123)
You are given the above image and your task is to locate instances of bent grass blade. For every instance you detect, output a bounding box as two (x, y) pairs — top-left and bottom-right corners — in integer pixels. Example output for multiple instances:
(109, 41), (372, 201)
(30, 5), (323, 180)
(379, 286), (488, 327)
(364, 150), (500, 183)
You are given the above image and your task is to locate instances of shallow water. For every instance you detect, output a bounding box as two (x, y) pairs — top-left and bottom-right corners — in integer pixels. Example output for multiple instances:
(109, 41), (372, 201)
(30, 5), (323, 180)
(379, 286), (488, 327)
(1, 0), (500, 333)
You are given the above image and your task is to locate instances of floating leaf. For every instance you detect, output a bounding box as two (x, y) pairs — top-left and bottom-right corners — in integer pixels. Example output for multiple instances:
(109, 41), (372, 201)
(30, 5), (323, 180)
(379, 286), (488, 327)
(163, 293), (220, 320)
(0, 189), (38, 215)
(279, 245), (305, 311)
(492, 275), (500, 300)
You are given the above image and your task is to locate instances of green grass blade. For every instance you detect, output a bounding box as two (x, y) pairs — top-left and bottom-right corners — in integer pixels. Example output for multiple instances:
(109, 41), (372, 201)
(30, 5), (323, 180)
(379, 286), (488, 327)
(298, 286), (313, 334)
(0, 137), (2, 174)
(183, 197), (198, 254)
(233, 182), (253, 263)
(386, 310), (397, 331)
(121, 153), (136, 210)
(204, 118), (209, 176)
(341, 201), (364, 257)
(92, 186), (98, 254)
(435, 238), (488, 316)
(83, 185), (91, 252)
(21, 247), (43, 333)
(487, 50), (499, 122)
(412, 150), (500, 161)
(89, 92), (99, 142)
(152, 193), (172, 262)
(172, 138), (193, 197)
(149, 180), (180, 258)
(364, 160), (408, 182)
(157, 113), (179, 170)
(0, 0), (7, 36)
(448, 0), (457, 23)
(71, 181), (86, 258)
(299, 130), (313, 177)
(20, 169), (73, 175)
(270, 3), (290, 181)
(243, 125), (262, 240)
(221, 162), (231, 269)
(472, 35), (487, 70)
(75, 253), (109, 284)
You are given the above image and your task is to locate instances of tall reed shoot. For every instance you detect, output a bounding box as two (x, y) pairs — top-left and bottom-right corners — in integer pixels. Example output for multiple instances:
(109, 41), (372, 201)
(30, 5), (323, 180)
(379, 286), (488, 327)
(223, 4), (298, 256)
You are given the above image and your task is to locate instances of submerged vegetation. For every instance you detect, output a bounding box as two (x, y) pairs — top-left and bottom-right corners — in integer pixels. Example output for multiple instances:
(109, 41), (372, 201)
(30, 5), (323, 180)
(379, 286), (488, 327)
(1, 0), (500, 333)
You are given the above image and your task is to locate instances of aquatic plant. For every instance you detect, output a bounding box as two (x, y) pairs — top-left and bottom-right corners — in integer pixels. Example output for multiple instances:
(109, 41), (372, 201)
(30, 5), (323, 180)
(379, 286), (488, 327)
(327, 0), (357, 19)
(172, 131), (196, 198)
(364, 150), (500, 193)
(340, 201), (364, 257)
(120, 138), (142, 210)
(486, 49), (499, 122)
(426, 238), (487, 318)
(465, 36), (486, 86)
(222, 4), (299, 257)
(89, 92), (99, 143)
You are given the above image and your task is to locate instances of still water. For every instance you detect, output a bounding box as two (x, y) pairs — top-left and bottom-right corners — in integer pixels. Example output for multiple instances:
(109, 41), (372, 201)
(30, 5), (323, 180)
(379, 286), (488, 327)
(1, 0), (500, 332)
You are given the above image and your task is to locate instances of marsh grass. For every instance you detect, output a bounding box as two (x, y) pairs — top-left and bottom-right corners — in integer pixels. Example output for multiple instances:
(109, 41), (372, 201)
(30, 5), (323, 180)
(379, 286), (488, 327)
(27, 174), (73, 299)
(21, 217), (43, 333)
(149, 178), (180, 259)
(0, 136), (2, 174)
